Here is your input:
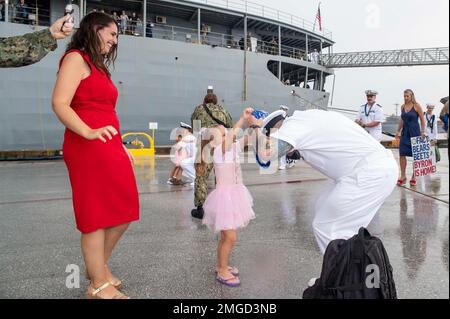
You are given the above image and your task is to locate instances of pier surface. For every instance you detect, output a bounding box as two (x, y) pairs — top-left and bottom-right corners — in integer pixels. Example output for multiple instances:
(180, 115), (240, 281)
(0, 150), (448, 299)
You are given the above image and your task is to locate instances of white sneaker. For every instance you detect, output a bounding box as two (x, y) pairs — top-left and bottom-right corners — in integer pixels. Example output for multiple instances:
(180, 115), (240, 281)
(167, 179), (174, 185)
(278, 166), (286, 170)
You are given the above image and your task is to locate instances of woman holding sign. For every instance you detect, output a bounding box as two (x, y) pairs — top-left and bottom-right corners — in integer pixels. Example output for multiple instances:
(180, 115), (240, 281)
(395, 89), (426, 187)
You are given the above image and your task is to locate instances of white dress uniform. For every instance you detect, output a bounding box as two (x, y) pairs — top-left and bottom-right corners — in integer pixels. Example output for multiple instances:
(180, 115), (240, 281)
(423, 112), (438, 141)
(271, 110), (398, 254)
(179, 134), (197, 182)
(357, 103), (385, 142)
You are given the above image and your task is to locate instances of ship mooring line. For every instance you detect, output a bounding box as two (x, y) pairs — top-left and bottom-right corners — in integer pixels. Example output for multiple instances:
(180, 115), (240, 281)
(401, 187), (450, 205)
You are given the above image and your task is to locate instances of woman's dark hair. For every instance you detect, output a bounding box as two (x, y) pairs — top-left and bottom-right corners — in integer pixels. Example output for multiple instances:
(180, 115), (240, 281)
(203, 93), (218, 105)
(66, 12), (119, 77)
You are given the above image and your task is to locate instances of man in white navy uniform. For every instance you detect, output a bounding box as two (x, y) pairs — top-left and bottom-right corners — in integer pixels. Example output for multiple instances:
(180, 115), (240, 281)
(249, 109), (398, 254)
(423, 104), (438, 145)
(355, 90), (385, 142)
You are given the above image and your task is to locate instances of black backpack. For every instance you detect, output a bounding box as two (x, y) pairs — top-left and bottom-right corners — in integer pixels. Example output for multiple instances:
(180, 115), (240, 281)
(303, 227), (397, 299)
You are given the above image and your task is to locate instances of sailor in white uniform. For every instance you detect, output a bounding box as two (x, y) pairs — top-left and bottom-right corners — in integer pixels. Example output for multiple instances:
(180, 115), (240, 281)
(423, 103), (439, 144)
(178, 122), (197, 186)
(250, 109), (398, 254)
(355, 90), (385, 142)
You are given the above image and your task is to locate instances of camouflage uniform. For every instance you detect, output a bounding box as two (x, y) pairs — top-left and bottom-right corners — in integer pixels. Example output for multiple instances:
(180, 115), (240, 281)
(191, 103), (233, 208)
(0, 28), (57, 68)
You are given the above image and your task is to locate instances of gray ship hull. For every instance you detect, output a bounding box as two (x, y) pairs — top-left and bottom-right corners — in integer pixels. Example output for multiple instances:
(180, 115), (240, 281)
(0, 22), (330, 150)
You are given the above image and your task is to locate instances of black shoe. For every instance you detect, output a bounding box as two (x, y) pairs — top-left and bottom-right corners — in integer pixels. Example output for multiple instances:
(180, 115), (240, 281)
(191, 206), (204, 219)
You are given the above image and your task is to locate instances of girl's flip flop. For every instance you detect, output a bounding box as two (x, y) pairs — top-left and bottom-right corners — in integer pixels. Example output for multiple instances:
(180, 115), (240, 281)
(216, 275), (241, 287)
(215, 266), (239, 277)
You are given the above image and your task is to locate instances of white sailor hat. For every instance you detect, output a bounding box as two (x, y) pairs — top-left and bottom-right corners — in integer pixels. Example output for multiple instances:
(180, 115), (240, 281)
(365, 90), (378, 96)
(279, 105), (289, 112)
(262, 110), (287, 136)
(207, 85), (214, 93)
(180, 122), (192, 130)
(426, 103), (436, 109)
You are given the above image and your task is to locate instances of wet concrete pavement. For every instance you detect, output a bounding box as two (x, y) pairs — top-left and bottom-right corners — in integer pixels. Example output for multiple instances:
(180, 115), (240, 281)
(0, 150), (448, 299)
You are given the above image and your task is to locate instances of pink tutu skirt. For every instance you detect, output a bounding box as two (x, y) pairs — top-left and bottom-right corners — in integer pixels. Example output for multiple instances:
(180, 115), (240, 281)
(202, 184), (255, 232)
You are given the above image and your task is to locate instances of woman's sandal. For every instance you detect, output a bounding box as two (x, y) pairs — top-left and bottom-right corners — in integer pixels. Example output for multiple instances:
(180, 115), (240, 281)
(86, 269), (123, 290)
(410, 179), (417, 186)
(215, 266), (239, 277)
(216, 274), (241, 287)
(86, 282), (129, 299)
(397, 178), (407, 186)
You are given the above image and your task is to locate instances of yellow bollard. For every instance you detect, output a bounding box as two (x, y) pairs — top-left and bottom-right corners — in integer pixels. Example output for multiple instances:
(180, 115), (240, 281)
(122, 132), (155, 156)
(122, 132), (156, 182)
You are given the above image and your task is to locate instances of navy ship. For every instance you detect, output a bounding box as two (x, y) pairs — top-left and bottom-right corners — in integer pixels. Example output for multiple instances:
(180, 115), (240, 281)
(0, 0), (334, 149)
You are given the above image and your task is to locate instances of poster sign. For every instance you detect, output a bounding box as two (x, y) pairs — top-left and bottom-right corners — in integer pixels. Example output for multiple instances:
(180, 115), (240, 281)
(411, 136), (436, 177)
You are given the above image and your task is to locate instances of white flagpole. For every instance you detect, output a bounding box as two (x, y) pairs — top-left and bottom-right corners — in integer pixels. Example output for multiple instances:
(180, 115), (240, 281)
(313, 10), (316, 31)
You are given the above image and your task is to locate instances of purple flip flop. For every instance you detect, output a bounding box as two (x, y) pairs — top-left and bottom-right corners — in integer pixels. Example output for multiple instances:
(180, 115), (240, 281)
(215, 267), (239, 277)
(216, 275), (241, 287)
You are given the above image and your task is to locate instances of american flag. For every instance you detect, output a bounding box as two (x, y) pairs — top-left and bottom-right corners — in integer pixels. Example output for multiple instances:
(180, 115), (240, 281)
(315, 3), (323, 31)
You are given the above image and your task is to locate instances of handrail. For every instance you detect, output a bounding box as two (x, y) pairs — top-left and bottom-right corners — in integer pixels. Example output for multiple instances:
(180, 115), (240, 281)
(322, 47), (450, 68)
(3, 3), (52, 26)
(150, 23), (325, 63)
(182, 0), (333, 39)
(1, 3), (327, 65)
(2, 1), (333, 39)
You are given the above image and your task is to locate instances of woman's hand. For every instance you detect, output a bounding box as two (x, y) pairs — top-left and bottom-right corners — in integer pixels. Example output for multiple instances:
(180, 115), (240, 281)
(395, 132), (401, 140)
(85, 126), (118, 143)
(421, 131), (427, 141)
(123, 144), (136, 165)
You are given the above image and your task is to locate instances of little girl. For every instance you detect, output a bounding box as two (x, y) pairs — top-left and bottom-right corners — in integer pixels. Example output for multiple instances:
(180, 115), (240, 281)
(168, 135), (188, 185)
(202, 108), (256, 287)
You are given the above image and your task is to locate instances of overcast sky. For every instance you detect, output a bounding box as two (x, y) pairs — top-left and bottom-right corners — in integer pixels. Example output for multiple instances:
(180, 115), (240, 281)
(253, 0), (449, 115)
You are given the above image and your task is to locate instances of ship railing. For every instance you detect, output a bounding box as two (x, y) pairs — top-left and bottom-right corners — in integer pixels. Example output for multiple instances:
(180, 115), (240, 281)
(150, 24), (326, 65)
(2, 3), (51, 26)
(0, 3), (326, 66)
(186, 0), (333, 39)
(256, 40), (325, 64)
(149, 23), (237, 47)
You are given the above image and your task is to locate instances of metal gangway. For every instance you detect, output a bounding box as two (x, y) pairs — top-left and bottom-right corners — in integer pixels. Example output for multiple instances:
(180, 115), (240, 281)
(322, 47), (449, 68)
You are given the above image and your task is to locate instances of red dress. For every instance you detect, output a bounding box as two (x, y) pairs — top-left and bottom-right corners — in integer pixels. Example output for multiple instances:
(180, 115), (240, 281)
(61, 50), (139, 233)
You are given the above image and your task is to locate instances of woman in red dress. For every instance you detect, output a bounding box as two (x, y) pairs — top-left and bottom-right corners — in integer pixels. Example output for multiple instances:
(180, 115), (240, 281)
(52, 12), (139, 299)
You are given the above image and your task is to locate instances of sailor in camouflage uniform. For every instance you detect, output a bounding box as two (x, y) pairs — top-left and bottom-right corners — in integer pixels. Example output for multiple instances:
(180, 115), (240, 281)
(0, 15), (73, 68)
(190, 87), (233, 219)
